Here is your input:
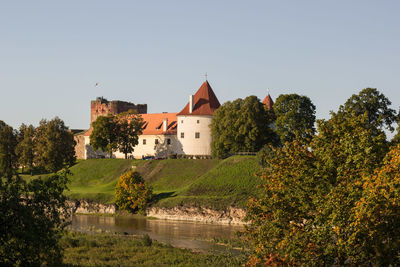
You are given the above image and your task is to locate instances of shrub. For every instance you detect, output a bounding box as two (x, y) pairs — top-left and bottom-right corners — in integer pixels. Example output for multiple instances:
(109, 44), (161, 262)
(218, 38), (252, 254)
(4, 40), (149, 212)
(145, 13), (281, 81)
(115, 171), (152, 214)
(141, 234), (152, 246)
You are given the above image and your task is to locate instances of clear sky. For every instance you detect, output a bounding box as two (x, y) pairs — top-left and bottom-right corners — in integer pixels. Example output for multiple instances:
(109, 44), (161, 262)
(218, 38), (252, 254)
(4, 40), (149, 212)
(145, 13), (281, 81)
(1, 1), (399, 134)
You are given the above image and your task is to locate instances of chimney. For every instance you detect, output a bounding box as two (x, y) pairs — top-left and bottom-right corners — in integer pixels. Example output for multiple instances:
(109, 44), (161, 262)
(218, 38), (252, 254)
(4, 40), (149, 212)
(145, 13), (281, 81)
(163, 118), (168, 132)
(189, 95), (194, 114)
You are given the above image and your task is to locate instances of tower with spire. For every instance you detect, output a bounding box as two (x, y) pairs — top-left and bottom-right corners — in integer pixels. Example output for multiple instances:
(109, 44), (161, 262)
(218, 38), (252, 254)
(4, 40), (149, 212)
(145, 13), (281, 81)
(176, 80), (221, 156)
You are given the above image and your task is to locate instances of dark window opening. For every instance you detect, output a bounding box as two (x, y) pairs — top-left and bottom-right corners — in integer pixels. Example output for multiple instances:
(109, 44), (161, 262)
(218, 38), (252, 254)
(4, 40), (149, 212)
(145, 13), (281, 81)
(195, 132), (200, 139)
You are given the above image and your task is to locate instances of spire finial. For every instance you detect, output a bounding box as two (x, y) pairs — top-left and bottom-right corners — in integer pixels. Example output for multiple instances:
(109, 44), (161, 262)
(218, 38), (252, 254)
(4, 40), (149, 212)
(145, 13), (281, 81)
(205, 72), (208, 81)
(267, 88), (270, 95)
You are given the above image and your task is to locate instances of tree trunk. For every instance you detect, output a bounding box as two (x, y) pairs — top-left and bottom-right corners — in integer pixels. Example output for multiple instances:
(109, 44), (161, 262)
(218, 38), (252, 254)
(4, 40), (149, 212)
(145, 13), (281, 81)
(124, 153), (127, 159)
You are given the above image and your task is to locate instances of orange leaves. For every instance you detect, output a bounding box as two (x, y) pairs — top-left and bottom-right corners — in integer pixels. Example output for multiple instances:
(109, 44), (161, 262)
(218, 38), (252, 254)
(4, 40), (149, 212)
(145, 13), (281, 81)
(115, 171), (152, 214)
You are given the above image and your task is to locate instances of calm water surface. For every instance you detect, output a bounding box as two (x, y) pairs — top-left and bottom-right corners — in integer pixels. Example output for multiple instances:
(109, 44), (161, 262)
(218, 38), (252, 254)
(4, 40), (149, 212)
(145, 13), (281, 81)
(70, 214), (244, 252)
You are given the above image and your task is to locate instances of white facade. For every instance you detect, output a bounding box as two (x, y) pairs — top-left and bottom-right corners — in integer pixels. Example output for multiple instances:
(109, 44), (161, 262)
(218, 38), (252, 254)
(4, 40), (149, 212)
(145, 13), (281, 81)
(114, 135), (181, 159)
(83, 134), (181, 159)
(177, 115), (213, 155)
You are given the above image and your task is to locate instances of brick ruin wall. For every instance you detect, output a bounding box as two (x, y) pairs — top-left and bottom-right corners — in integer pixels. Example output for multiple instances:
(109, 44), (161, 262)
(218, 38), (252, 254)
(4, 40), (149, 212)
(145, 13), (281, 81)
(90, 99), (147, 123)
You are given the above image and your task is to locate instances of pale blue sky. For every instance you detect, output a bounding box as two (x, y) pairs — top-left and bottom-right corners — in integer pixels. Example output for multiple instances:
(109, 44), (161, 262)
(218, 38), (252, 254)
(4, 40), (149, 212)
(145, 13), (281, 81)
(1, 1), (399, 134)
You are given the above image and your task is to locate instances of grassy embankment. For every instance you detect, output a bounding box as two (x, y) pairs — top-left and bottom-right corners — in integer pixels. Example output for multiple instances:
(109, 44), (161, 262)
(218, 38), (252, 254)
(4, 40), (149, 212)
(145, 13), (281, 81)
(27, 156), (262, 209)
(61, 231), (247, 266)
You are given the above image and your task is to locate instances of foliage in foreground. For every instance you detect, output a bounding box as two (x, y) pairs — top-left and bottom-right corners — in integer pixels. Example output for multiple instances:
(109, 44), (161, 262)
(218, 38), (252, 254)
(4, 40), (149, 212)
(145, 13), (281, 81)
(245, 109), (395, 265)
(115, 170), (153, 214)
(0, 172), (70, 266)
(61, 231), (246, 267)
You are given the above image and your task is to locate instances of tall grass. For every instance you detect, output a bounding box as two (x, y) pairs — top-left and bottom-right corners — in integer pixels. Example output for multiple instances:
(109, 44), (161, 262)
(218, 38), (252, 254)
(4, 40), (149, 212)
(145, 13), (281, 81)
(61, 231), (247, 266)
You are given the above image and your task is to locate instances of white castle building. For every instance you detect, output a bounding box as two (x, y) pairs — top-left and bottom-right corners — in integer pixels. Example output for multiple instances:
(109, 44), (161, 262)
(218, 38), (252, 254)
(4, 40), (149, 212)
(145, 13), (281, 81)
(75, 81), (220, 159)
(74, 80), (273, 159)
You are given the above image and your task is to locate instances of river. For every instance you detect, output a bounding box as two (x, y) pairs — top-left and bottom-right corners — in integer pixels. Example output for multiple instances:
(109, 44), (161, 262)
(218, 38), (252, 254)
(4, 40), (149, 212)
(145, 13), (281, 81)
(70, 214), (244, 252)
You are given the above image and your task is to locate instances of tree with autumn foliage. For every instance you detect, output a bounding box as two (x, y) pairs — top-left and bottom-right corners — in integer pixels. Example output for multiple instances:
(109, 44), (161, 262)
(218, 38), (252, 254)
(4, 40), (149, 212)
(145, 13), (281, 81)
(348, 144), (400, 265)
(245, 88), (395, 265)
(115, 171), (152, 214)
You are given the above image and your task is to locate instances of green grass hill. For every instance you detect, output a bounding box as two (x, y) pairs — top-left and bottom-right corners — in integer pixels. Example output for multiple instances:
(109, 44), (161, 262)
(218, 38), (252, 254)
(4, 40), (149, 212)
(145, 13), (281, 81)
(35, 156), (262, 209)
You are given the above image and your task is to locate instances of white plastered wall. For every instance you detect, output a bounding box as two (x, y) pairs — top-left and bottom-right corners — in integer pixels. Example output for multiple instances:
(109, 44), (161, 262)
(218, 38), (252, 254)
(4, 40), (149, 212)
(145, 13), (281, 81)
(113, 135), (181, 159)
(177, 115), (213, 155)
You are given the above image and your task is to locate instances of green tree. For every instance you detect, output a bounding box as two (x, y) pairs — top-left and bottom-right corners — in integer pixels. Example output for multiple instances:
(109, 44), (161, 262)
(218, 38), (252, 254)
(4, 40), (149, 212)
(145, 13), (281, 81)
(16, 124), (35, 174)
(339, 87), (397, 131)
(0, 172), (69, 265)
(90, 115), (118, 158)
(245, 110), (390, 265)
(391, 113), (400, 145)
(115, 171), (152, 214)
(0, 121), (18, 176)
(115, 111), (144, 159)
(274, 94), (316, 144)
(35, 117), (76, 172)
(211, 96), (277, 158)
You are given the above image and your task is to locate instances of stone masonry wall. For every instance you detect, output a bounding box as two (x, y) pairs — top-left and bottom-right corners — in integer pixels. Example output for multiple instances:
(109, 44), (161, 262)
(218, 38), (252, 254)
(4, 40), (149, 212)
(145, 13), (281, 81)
(90, 98), (147, 123)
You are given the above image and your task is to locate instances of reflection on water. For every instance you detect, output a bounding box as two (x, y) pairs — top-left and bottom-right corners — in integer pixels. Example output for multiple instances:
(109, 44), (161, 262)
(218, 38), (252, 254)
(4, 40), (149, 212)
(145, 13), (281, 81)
(70, 214), (244, 252)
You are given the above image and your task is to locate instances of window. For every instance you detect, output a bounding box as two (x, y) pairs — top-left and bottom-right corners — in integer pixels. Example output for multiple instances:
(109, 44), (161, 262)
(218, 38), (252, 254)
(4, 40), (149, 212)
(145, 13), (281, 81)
(181, 120), (183, 123)
(181, 132), (184, 138)
(167, 138), (171, 145)
(143, 139), (146, 145)
(197, 120), (200, 124)
(155, 139), (159, 145)
(195, 132), (200, 139)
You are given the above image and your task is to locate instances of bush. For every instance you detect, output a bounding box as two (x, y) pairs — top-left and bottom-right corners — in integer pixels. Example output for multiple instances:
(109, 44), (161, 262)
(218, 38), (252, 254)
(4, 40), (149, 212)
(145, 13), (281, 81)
(115, 171), (152, 214)
(141, 234), (152, 246)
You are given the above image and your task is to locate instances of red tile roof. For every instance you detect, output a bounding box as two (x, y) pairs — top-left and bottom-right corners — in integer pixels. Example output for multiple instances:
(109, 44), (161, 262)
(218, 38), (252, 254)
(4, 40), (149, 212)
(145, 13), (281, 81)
(262, 94), (274, 111)
(177, 81), (221, 116)
(81, 113), (177, 136)
(140, 113), (177, 135)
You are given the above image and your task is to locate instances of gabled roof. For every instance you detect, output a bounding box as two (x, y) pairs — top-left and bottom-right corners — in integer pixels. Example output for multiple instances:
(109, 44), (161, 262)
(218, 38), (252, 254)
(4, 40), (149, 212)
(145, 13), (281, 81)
(262, 94), (274, 111)
(177, 81), (221, 116)
(140, 113), (177, 135)
(81, 113), (178, 137)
